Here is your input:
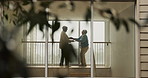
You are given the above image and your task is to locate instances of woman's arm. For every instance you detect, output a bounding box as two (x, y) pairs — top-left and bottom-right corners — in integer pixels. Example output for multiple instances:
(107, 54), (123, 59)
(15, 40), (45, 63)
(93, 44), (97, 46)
(73, 36), (81, 42)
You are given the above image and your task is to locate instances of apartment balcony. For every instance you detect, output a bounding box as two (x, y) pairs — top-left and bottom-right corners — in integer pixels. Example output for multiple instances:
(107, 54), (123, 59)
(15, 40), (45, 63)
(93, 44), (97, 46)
(22, 41), (111, 77)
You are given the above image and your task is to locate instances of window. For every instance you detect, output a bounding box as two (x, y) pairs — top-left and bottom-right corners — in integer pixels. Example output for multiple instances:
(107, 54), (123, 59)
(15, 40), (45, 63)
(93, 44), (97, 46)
(23, 20), (110, 67)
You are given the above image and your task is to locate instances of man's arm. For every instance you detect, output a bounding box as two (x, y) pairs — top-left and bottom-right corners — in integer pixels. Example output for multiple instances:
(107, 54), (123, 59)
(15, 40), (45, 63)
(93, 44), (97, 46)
(63, 32), (74, 42)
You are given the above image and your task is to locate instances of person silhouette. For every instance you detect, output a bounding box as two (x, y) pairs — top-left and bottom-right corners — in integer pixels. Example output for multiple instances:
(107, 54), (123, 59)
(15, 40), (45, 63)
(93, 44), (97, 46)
(59, 26), (74, 66)
(70, 30), (89, 66)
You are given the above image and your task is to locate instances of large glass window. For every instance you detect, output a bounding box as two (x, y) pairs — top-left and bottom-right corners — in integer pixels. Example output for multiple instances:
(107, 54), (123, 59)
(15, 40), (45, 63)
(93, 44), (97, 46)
(23, 20), (110, 66)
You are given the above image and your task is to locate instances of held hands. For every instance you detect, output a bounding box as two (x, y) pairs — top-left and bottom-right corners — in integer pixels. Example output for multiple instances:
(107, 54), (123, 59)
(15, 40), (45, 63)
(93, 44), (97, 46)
(69, 37), (75, 42)
(69, 37), (74, 39)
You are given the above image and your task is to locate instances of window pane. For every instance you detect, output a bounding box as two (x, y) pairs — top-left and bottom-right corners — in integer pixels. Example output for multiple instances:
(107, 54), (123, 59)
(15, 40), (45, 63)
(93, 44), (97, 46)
(80, 21), (105, 65)
(48, 21), (79, 65)
(93, 21), (105, 42)
(27, 24), (45, 41)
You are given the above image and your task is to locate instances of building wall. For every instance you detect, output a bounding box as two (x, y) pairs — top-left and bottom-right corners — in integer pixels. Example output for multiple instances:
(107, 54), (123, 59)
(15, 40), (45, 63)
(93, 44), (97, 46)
(137, 0), (148, 77)
(110, 3), (135, 77)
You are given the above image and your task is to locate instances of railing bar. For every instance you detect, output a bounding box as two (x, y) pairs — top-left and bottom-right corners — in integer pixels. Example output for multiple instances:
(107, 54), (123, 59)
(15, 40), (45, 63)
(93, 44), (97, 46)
(26, 43), (27, 64)
(103, 44), (106, 64)
(95, 43), (96, 64)
(104, 43), (106, 66)
(57, 43), (59, 64)
(94, 44), (95, 64)
(103, 43), (104, 65)
(50, 43), (51, 65)
(25, 43), (27, 64)
(101, 43), (103, 64)
(99, 43), (100, 65)
(41, 43), (42, 65)
(52, 43), (53, 66)
(98, 44), (101, 64)
(52, 43), (54, 65)
(48, 43), (49, 65)
(37, 43), (38, 66)
(28, 43), (30, 65)
(22, 41), (111, 43)
(42, 43), (43, 65)
(42, 43), (44, 65)
(54, 44), (57, 64)
(33, 43), (35, 65)
(37, 43), (39, 66)
(34, 43), (37, 64)
(95, 43), (97, 64)
(40, 43), (42, 65)
(41, 43), (44, 65)
(39, 43), (40, 65)
(54, 43), (56, 65)
(26, 43), (28, 64)
(50, 44), (51, 65)
(30, 43), (32, 65)
(52, 43), (53, 65)
(34, 43), (35, 65)
(54, 43), (55, 65)
(31, 43), (35, 64)
(54, 44), (56, 65)
(36, 44), (38, 65)
(56, 43), (59, 65)
(23, 41), (111, 66)
(97, 43), (98, 65)
(56, 43), (57, 65)
(35, 43), (37, 66)
(30, 44), (34, 65)
(102, 43), (103, 65)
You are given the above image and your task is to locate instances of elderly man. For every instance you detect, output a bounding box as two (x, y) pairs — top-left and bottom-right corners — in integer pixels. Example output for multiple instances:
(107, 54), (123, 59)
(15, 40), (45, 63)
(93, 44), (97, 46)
(59, 26), (73, 66)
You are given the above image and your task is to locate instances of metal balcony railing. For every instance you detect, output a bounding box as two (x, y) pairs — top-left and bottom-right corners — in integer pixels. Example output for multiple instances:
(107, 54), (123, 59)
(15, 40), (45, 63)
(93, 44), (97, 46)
(22, 41), (111, 67)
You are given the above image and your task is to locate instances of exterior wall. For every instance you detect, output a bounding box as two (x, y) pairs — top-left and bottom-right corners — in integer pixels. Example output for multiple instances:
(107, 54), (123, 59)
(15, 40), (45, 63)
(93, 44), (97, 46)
(110, 3), (135, 77)
(137, 0), (148, 77)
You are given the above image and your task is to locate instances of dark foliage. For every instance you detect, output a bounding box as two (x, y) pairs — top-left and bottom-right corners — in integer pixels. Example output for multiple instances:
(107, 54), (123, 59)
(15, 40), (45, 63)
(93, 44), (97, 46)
(0, 27), (28, 78)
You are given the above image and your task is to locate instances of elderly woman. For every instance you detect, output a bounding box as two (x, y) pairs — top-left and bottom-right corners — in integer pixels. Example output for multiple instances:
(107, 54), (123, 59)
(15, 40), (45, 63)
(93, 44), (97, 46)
(71, 30), (89, 66)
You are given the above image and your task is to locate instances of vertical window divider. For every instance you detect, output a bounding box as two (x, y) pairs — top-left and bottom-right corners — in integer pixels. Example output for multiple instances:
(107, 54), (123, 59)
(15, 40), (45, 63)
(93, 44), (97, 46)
(45, 27), (49, 78)
(78, 21), (80, 65)
(90, 1), (94, 78)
